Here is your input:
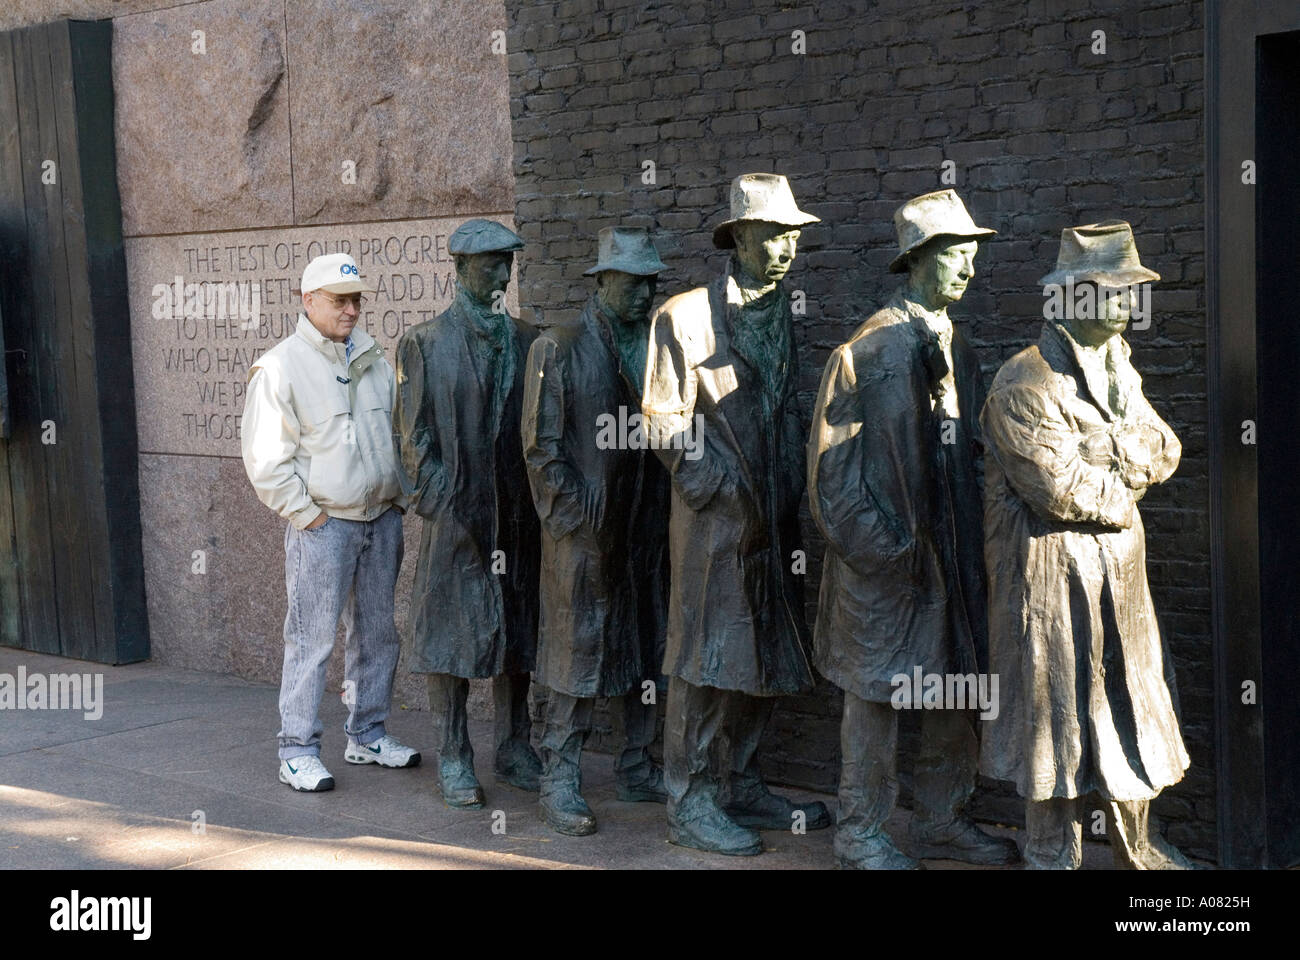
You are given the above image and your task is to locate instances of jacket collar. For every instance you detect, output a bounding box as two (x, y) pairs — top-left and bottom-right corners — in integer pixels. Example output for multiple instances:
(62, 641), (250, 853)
(887, 288), (957, 399)
(294, 313), (380, 370)
(585, 295), (647, 397)
(586, 295), (620, 355)
(893, 288), (953, 344)
(715, 267), (791, 389)
(1040, 321), (1137, 421)
(723, 263), (784, 314)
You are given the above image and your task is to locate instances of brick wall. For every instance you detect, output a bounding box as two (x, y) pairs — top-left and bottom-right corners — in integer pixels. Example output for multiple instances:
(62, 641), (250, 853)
(504, 0), (1212, 858)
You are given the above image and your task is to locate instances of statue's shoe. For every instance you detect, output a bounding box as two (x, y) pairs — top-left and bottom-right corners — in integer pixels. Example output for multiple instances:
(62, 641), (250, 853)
(836, 832), (924, 870)
(494, 739), (542, 792)
(615, 764), (669, 804)
(668, 808), (762, 857)
(539, 783), (598, 837)
(438, 760), (485, 809)
(907, 817), (1021, 865)
(725, 791), (832, 831)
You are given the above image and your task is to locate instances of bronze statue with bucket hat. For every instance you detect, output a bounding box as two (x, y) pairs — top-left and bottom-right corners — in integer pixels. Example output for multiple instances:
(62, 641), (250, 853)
(521, 227), (673, 836)
(808, 189), (1019, 869)
(393, 218), (542, 810)
(641, 173), (831, 856)
(979, 220), (1192, 869)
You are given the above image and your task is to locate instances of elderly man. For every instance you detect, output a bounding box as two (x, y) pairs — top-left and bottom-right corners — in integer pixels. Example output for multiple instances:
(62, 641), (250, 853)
(394, 219), (542, 809)
(242, 252), (419, 792)
(522, 226), (671, 836)
(980, 221), (1192, 869)
(642, 173), (830, 856)
(808, 189), (1019, 869)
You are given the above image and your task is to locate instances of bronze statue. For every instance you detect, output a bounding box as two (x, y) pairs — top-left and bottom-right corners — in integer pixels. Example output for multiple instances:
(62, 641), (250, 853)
(521, 227), (672, 836)
(642, 173), (830, 856)
(393, 218), (542, 809)
(979, 221), (1192, 869)
(809, 189), (1019, 869)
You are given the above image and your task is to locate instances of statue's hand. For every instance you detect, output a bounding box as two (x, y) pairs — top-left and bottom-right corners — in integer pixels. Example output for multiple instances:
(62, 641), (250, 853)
(581, 483), (607, 531)
(892, 535), (933, 587)
(1112, 421), (1165, 489)
(1077, 428), (1116, 468)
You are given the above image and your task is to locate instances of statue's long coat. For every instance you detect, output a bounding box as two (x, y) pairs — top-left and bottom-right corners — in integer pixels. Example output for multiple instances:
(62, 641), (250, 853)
(641, 272), (814, 697)
(807, 290), (989, 703)
(978, 321), (1189, 801)
(393, 292), (540, 678)
(521, 297), (669, 698)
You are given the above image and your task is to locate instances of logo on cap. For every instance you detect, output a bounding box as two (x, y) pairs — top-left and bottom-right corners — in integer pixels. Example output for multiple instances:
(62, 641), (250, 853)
(340, 263), (358, 276)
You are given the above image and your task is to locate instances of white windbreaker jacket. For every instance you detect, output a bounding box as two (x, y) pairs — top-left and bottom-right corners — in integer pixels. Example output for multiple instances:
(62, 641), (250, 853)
(241, 313), (405, 529)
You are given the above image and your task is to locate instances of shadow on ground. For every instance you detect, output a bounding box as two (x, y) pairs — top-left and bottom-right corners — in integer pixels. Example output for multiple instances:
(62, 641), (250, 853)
(0, 648), (1122, 870)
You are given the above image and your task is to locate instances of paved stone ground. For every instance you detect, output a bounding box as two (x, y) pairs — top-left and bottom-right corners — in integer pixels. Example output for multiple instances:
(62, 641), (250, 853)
(0, 647), (1123, 870)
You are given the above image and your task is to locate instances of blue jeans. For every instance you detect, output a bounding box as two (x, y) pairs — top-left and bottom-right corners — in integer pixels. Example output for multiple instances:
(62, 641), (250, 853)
(277, 508), (403, 760)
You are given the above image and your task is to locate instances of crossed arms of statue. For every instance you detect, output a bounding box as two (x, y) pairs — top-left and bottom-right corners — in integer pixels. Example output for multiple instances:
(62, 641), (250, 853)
(980, 380), (1180, 529)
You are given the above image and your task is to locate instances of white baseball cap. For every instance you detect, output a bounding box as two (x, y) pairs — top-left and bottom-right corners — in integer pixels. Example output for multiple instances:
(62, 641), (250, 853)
(299, 253), (375, 294)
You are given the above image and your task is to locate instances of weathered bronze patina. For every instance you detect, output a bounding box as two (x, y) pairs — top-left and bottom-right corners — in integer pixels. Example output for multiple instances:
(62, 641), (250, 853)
(393, 218), (541, 809)
(980, 220), (1192, 869)
(522, 226), (672, 836)
(809, 189), (1018, 869)
(642, 173), (830, 857)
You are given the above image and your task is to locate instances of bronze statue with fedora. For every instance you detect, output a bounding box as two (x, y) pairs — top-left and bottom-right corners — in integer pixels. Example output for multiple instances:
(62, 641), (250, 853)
(808, 189), (1020, 869)
(393, 218), (542, 810)
(521, 226), (673, 836)
(979, 220), (1193, 869)
(642, 172), (831, 856)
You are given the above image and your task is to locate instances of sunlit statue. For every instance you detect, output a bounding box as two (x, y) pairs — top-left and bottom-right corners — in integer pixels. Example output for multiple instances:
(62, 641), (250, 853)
(979, 220), (1193, 869)
(642, 173), (830, 856)
(808, 190), (1018, 869)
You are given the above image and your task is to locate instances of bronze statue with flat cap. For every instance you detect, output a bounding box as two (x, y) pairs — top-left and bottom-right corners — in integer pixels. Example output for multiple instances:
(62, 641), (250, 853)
(393, 218), (542, 810)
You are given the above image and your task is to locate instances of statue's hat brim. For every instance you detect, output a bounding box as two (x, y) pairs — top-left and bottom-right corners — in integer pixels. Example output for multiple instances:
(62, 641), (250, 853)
(1038, 220), (1160, 287)
(888, 189), (995, 273)
(448, 218), (525, 255)
(712, 173), (820, 249)
(583, 226), (666, 276)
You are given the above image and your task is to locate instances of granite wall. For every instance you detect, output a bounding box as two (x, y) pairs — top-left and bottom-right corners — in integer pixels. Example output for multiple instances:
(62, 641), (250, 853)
(2, 0), (519, 719)
(501, 0), (1213, 857)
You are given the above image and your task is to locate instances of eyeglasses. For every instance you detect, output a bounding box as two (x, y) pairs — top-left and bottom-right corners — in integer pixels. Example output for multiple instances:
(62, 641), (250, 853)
(315, 292), (365, 309)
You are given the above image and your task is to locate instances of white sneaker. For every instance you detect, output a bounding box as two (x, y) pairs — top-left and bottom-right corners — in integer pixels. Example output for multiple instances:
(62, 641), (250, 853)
(345, 734), (421, 769)
(279, 755), (335, 792)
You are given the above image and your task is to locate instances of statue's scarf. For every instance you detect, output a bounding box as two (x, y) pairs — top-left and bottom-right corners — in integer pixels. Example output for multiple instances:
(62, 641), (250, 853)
(729, 272), (792, 402)
(457, 286), (516, 432)
(593, 299), (645, 399)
